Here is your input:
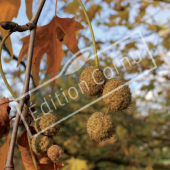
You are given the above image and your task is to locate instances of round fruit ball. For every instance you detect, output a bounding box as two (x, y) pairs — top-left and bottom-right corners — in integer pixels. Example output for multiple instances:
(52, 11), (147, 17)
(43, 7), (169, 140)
(79, 66), (105, 96)
(47, 145), (63, 163)
(34, 114), (42, 133)
(31, 134), (53, 155)
(102, 79), (131, 111)
(39, 113), (60, 136)
(87, 112), (116, 142)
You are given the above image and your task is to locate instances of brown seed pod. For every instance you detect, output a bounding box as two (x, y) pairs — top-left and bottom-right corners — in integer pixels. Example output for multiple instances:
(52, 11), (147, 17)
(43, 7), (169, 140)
(79, 66), (105, 96)
(34, 114), (43, 133)
(39, 113), (60, 136)
(31, 134), (53, 155)
(102, 79), (132, 111)
(87, 112), (116, 142)
(47, 145), (63, 163)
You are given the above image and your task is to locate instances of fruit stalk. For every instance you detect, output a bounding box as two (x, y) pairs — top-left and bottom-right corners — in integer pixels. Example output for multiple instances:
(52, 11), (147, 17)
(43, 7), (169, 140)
(0, 32), (16, 99)
(105, 107), (110, 115)
(78, 0), (99, 67)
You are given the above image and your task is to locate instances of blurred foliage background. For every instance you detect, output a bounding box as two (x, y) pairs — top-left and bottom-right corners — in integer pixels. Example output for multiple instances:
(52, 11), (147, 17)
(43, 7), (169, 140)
(1, 0), (170, 169)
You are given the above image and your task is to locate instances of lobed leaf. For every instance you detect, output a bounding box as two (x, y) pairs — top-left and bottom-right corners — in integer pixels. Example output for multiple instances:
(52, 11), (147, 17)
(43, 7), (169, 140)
(0, 0), (21, 57)
(18, 16), (84, 89)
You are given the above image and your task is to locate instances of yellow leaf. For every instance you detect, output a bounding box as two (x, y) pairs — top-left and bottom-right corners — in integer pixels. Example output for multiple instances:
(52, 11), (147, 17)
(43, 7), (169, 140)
(158, 27), (169, 36)
(148, 24), (157, 31)
(3, 58), (11, 63)
(87, 4), (103, 20)
(110, 9), (129, 22)
(63, 157), (89, 170)
(0, 133), (11, 170)
(64, 0), (80, 14)
(145, 166), (153, 170)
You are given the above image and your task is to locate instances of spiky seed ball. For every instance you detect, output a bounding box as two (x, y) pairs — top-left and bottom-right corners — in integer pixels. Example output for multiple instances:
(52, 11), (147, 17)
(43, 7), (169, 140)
(31, 134), (53, 155)
(47, 145), (63, 163)
(102, 79), (131, 111)
(79, 66), (105, 96)
(34, 114), (43, 133)
(87, 112), (116, 142)
(39, 113), (60, 136)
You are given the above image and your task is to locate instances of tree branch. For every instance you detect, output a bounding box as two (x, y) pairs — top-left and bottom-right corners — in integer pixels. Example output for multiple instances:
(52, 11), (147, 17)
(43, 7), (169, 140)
(0, 22), (35, 32)
(5, 0), (46, 169)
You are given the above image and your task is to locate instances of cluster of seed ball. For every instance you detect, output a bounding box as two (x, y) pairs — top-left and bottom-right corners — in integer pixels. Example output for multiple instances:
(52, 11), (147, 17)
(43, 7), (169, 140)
(31, 113), (63, 163)
(79, 66), (132, 142)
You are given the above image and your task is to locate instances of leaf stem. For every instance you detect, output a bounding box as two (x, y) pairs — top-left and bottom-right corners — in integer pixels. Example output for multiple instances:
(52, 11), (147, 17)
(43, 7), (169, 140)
(55, 0), (58, 15)
(78, 0), (99, 67)
(0, 32), (17, 99)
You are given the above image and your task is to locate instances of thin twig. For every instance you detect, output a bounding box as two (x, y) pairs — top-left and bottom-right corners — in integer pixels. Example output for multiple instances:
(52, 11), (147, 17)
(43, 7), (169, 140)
(105, 107), (110, 115)
(5, 0), (47, 169)
(0, 21), (35, 32)
(9, 116), (16, 121)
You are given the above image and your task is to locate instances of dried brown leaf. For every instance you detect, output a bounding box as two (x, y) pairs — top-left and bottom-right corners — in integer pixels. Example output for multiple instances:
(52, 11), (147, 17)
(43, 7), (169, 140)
(25, 0), (33, 20)
(17, 16), (84, 89)
(0, 97), (11, 138)
(0, 0), (21, 57)
(0, 134), (11, 170)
